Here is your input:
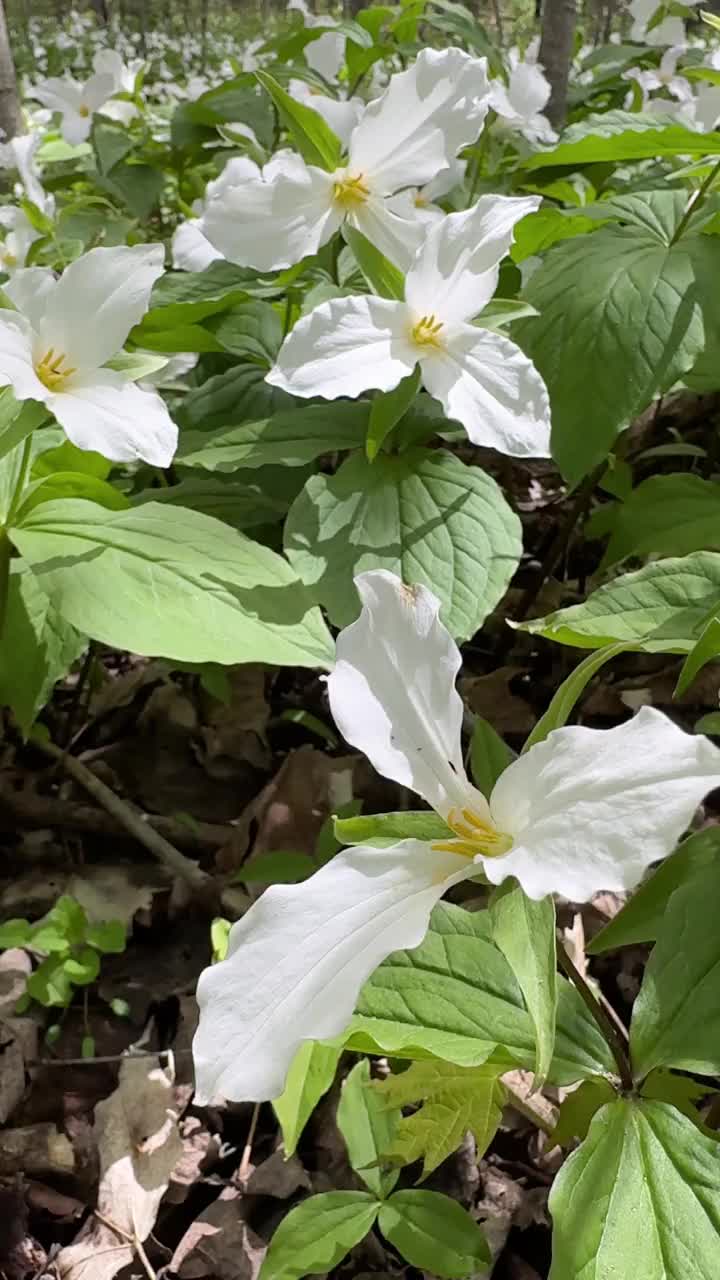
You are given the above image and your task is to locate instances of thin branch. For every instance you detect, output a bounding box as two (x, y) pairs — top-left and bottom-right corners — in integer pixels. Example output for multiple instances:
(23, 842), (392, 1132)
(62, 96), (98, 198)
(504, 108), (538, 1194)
(557, 943), (633, 1091)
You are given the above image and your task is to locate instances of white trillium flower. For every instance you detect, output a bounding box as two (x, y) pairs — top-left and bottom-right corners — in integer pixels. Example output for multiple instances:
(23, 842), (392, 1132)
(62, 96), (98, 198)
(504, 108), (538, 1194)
(387, 157), (468, 228)
(0, 134), (52, 214)
(202, 48), (491, 273)
(0, 208), (39, 273)
(629, 0), (689, 45)
(489, 61), (557, 144)
(93, 47), (145, 94)
(33, 70), (116, 144)
(623, 45), (692, 104)
(288, 78), (364, 148)
(193, 569), (720, 1104)
(287, 0), (346, 81)
(0, 245), (177, 466)
(267, 194), (551, 458)
(173, 156), (260, 271)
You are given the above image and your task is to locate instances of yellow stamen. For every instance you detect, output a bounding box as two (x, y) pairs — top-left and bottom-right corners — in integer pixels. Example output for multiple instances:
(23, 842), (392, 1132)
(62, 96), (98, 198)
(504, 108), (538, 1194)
(332, 172), (370, 210)
(35, 347), (78, 392)
(411, 313), (445, 351)
(432, 806), (513, 860)
(1, 250), (17, 268)
(79, 104), (90, 118)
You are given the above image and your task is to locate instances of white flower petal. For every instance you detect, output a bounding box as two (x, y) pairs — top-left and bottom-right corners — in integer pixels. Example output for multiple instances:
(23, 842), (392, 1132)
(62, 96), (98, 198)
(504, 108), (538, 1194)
(348, 195), (426, 271)
(37, 244), (165, 373)
(289, 79), (363, 147)
(0, 311), (51, 404)
(349, 47), (490, 194)
(5, 266), (57, 331)
(60, 109), (92, 146)
(171, 220), (223, 272)
(193, 839), (473, 1102)
(306, 29), (345, 81)
(405, 195), (540, 325)
(82, 70), (115, 111)
(328, 569), (487, 819)
(420, 324), (551, 458)
(267, 294), (416, 399)
(50, 369), (178, 465)
(484, 707), (720, 901)
(205, 154), (262, 201)
(202, 155), (338, 271)
(33, 76), (83, 114)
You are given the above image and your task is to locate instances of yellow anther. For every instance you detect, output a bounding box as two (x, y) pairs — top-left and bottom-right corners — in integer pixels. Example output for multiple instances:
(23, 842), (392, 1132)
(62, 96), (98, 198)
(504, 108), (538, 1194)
(411, 313), (445, 351)
(414, 193), (429, 208)
(332, 172), (370, 210)
(432, 806), (513, 861)
(79, 104), (90, 118)
(1, 250), (17, 268)
(35, 348), (78, 392)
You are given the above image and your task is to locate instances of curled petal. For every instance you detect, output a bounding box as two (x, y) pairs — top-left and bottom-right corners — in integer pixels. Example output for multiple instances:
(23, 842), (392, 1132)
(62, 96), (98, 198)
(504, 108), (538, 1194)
(348, 195), (426, 272)
(267, 295), (416, 400)
(0, 311), (51, 405)
(193, 840), (473, 1102)
(328, 569), (487, 819)
(50, 369), (178, 466)
(485, 707), (720, 901)
(420, 324), (551, 458)
(171, 220), (223, 272)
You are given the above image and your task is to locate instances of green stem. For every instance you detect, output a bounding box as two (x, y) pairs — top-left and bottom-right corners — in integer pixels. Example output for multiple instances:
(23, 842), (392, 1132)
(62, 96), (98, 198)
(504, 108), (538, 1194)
(670, 155), (720, 245)
(0, 434), (34, 638)
(0, 533), (10, 642)
(557, 943), (633, 1091)
(6, 435), (34, 527)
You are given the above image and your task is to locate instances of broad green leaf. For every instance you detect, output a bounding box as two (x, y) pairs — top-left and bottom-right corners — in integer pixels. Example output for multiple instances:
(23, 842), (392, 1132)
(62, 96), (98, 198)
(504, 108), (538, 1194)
(237, 850), (317, 884)
(92, 120), (135, 174)
(374, 1060), (506, 1177)
(516, 216), (719, 482)
(285, 448), (522, 643)
(550, 1077), (617, 1146)
(178, 363), (294, 432)
(0, 918), (32, 947)
(205, 300), (284, 365)
(178, 402), (368, 472)
(343, 225), (406, 300)
(105, 350), (168, 381)
(523, 643), (629, 751)
(640, 1068), (713, 1122)
(676, 612), (720, 696)
(0, 561), (86, 736)
(171, 75), (275, 152)
(133, 475), (296, 531)
(527, 109), (720, 169)
(630, 870), (720, 1079)
(27, 955), (75, 1006)
(64, 945), (101, 985)
(256, 70), (343, 171)
(17, 472), (130, 518)
(517, 552), (720, 652)
(273, 1040), (342, 1157)
(366, 368), (421, 461)
(469, 716), (515, 799)
(490, 883), (557, 1089)
(137, 262), (281, 335)
(511, 205), (596, 262)
(604, 475), (720, 567)
(85, 921), (126, 954)
(549, 1100), (720, 1280)
(334, 811), (452, 846)
(259, 1191), (380, 1280)
(346, 903), (616, 1084)
(10, 499), (334, 670)
(337, 1059), (400, 1197)
(99, 162), (163, 221)
(589, 828), (720, 954)
(0, 392), (48, 466)
(379, 1190), (490, 1278)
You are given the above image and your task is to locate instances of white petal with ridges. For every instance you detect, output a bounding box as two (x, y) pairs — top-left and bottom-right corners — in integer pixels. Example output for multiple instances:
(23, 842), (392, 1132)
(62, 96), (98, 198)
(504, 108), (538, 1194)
(37, 244), (165, 373)
(405, 195), (540, 325)
(50, 370), (178, 466)
(0, 311), (51, 405)
(5, 266), (56, 331)
(348, 195), (426, 272)
(193, 840), (473, 1102)
(267, 295), (416, 399)
(328, 569), (488, 819)
(484, 707), (720, 901)
(420, 325), (551, 458)
(171, 220), (223, 272)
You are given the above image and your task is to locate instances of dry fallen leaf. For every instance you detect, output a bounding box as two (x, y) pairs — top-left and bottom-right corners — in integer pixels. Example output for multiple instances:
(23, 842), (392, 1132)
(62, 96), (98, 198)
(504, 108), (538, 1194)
(57, 1055), (182, 1280)
(0, 1017), (36, 1124)
(171, 1185), (266, 1279)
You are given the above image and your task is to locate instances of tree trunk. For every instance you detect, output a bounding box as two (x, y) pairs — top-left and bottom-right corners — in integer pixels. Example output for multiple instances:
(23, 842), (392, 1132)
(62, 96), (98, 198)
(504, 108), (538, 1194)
(0, 0), (22, 142)
(538, 0), (576, 130)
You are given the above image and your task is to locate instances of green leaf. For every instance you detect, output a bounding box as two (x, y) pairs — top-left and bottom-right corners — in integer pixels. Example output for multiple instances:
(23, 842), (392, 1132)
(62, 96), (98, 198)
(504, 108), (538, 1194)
(522, 643), (629, 751)
(527, 109), (720, 169)
(630, 869), (720, 1079)
(517, 552), (720, 653)
(205, 300), (284, 365)
(549, 1100), (720, 1280)
(640, 1068), (713, 1122)
(469, 716), (515, 800)
(100, 162), (163, 221)
(366, 367), (421, 461)
(374, 1060), (505, 1178)
(337, 1059), (400, 1198)
(85, 921), (127, 954)
(676, 613), (720, 696)
(0, 918), (32, 948)
(379, 1190), (490, 1278)
(588, 828), (720, 954)
(132, 475), (294, 532)
(237, 850), (317, 884)
(334, 811), (452, 846)
(0, 392), (48, 466)
(0, 561), (86, 737)
(105, 350), (168, 381)
(34, 894), (86, 946)
(64, 945), (101, 985)
(10, 499), (334, 670)
(516, 212), (719, 482)
(285, 448), (522, 643)
(258, 1191), (380, 1280)
(346, 903), (616, 1084)
(92, 120), (135, 175)
(178, 363), (294, 433)
(273, 1040), (342, 1157)
(27, 955), (75, 1007)
(255, 70), (342, 171)
(137, 262), (277, 332)
(171, 75), (274, 152)
(604, 475), (720, 567)
(549, 1077), (618, 1146)
(490, 883), (557, 1089)
(178, 402), (368, 472)
(17, 472), (130, 518)
(343, 224), (406, 300)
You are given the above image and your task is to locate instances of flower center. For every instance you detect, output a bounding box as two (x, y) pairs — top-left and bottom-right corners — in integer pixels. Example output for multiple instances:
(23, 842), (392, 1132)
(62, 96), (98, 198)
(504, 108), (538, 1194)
(411, 313), (445, 351)
(79, 104), (90, 117)
(332, 172), (370, 210)
(432, 807), (513, 860)
(35, 347), (77, 392)
(1, 249), (17, 268)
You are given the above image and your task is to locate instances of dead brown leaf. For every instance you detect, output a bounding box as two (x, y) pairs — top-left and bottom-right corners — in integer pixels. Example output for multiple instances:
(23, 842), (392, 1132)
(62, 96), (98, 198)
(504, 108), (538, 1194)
(461, 669), (536, 738)
(197, 665), (271, 778)
(57, 1055), (182, 1280)
(170, 1186), (266, 1279)
(0, 1018), (36, 1124)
